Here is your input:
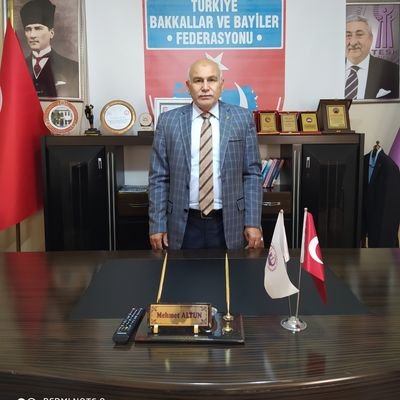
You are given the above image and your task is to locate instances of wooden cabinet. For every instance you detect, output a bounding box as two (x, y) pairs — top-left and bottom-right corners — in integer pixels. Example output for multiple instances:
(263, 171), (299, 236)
(41, 136), (124, 250)
(41, 133), (363, 250)
(259, 133), (364, 248)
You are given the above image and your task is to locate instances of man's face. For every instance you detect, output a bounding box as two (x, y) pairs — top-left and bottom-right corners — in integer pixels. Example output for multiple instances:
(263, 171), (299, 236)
(24, 24), (54, 52)
(186, 60), (224, 112)
(346, 20), (373, 65)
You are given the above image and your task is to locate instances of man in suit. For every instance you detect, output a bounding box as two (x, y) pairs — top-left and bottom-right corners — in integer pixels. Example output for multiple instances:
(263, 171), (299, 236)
(148, 58), (263, 250)
(20, 0), (79, 98)
(345, 14), (399, 100)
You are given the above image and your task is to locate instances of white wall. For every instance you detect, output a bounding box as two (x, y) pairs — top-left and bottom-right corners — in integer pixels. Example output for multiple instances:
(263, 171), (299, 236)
(1, 0), (398, 250)
(285, 0), (346, 109)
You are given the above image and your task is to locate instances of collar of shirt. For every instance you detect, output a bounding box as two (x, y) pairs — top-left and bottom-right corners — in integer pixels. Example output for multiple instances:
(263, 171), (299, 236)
(32, 47), (52, 78)
(368, 147), (382, 182)
(32, 46), (52, 58)
(191, 102), (220, 122)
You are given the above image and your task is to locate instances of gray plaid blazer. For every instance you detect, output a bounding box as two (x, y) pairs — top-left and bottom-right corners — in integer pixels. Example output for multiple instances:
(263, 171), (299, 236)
(148, 101), (262, 249)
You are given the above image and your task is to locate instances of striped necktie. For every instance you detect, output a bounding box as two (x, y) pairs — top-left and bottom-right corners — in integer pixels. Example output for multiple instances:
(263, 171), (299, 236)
(199, 112), (214, 215)
(345, 65), (360, 99)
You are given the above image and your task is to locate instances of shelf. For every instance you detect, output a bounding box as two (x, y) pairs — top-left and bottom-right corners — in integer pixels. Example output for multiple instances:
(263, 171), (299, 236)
(257, 133), (363, 145)
(43, 132), (363, 147)
(44, 132), (154, 146)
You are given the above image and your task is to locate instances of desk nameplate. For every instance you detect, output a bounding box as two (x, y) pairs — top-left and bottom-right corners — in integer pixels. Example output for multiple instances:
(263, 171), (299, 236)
(135, 312), (245, 344)
(149, 303), (211, 328)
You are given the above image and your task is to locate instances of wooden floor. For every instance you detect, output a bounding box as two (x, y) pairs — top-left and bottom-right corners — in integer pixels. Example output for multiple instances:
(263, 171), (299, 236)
(0, 248), (399, 399)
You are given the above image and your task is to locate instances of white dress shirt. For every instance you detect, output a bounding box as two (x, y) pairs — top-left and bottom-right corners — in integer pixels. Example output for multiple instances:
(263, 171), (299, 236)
(346, 54), (369, 99)
(189, 103), (222, 210)
(31, 46), (52, 78)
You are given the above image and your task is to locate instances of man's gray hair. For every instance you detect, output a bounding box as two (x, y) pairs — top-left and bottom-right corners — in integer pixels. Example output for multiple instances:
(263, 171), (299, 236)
(346, 14), (372, 34)
(187, 58), (223, 81)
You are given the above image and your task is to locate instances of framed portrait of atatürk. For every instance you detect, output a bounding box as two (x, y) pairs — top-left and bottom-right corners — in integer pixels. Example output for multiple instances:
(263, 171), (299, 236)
(5, 0), (86, 101)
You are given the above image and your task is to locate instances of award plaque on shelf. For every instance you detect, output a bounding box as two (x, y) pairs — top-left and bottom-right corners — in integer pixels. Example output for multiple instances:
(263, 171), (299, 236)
(43, 100), (78, 135)
(257, 110), (280, 134)
(300, 112), (320, 133)
(100, 100), (136, 135)
(138, 112), (154, 132)
(317, 99), (353, 133)
(279, 112), (300, 133)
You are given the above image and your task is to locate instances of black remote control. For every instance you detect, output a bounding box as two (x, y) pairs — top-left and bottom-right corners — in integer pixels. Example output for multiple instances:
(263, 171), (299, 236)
(112, 307), (145, 344)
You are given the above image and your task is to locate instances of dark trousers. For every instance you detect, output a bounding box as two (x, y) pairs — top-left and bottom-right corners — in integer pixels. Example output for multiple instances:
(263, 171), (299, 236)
(181, 209), (226, 249)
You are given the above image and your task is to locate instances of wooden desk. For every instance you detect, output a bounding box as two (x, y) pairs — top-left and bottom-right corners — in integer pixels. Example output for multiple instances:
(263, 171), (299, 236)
(0, 249), (399, 399)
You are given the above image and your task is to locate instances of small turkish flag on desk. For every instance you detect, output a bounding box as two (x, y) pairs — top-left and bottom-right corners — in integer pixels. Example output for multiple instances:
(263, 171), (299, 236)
(300, 210), (327, 303)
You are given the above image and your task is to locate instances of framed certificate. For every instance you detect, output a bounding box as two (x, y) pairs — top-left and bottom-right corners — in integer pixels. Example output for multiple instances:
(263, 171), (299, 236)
(317, 99), (353, 133)
(257, 111), (280, 134)
(279, 112), (299, 133)
(154, 97), (192, 127)
(100, 100), (136, 135)
(300, 112), (320, 133)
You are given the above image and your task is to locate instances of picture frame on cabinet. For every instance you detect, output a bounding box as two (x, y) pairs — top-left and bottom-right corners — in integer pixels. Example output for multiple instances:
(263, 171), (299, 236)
(153, 97), (192, 128)
(5, 0), (86, 101)
(256, 110), (280, 134)
(346, 1), (400, 102)
(317, 99), (354, 133)
(43, 100), (78, 134)
(100, 100), (136, 135)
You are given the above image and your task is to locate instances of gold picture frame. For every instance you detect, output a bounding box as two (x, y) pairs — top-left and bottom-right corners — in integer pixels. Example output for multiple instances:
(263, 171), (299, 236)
(100, 100), (136, 135)
(279, 112), (299, 133)
(300, 112), (319, 133)
(257, 110), (279, 134)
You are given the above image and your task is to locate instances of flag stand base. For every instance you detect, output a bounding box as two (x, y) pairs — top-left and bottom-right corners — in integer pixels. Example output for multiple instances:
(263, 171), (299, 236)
(280, 316), (307, 332)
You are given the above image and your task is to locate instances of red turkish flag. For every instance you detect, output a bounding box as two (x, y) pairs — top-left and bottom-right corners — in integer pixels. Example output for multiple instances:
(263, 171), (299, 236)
(300, 210), (327, 303)
(0, 20), (49, 231)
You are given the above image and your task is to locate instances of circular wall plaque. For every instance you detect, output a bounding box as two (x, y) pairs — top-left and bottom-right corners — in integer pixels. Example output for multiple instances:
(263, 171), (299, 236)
(44, 100), (78, 135)
(139, 112), (153, 131)
(100, 100), (136, 135)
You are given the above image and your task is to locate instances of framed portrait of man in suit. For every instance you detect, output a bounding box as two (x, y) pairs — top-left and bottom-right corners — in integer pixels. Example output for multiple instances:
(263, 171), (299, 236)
(6, 0), (85, 101)
(345, 2), (400, 102)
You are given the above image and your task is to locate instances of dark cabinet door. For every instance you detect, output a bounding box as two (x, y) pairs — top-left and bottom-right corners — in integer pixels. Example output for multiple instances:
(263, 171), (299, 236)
(44, 146), (109, 250)
(300, 144), (359, 247)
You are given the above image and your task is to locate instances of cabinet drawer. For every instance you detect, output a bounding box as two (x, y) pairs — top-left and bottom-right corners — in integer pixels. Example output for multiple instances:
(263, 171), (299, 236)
(262, 191), (291, 215)
(118, 188), (149, 216)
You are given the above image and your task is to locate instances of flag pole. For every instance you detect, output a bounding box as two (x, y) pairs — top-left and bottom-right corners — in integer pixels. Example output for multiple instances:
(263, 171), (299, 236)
(8, 1), (21, 252)
(280, 208), (307, 332)
(5, 1), (20, 252)
(16, 223), (21, 252)
(9, 0), (14, 27)
(295, 256), (303, 318)
(295, 208), (307, 318)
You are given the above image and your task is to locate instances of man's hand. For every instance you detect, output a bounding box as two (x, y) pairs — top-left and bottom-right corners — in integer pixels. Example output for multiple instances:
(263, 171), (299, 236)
(244, 227), (264, 249)
(150, 232), (168, 250)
